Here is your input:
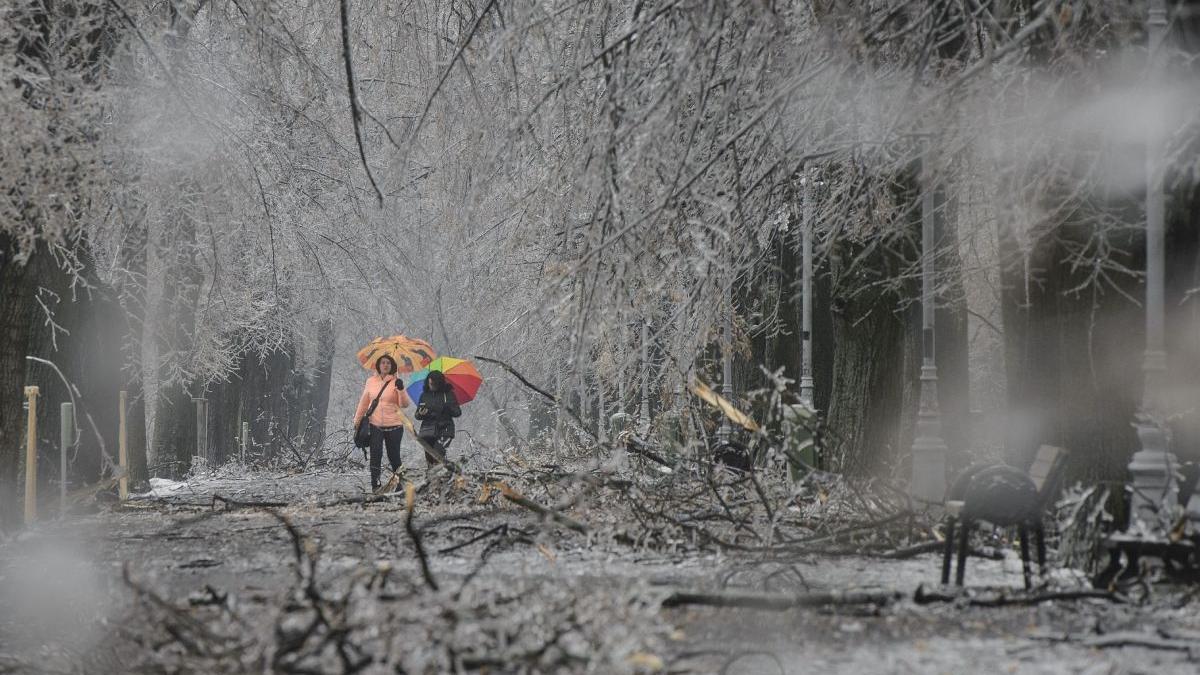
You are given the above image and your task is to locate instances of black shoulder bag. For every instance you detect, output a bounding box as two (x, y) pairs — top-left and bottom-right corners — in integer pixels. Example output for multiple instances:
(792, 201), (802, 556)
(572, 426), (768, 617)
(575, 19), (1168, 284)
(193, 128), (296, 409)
(354, 381), (391, 449)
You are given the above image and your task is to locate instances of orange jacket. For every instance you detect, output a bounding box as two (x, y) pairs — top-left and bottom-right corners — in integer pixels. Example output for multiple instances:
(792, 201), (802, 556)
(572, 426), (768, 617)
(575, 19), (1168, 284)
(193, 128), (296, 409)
(354, 374), (413, 429)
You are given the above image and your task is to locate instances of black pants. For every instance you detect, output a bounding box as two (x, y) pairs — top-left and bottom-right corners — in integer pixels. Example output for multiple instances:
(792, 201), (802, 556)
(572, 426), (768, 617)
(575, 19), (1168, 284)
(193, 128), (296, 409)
(418, 434), (451, 467)
(369, 425), (403, 486)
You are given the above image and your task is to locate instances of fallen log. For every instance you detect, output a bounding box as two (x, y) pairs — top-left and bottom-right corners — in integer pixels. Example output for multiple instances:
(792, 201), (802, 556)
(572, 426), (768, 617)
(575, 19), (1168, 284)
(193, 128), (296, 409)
(661, 589), (901, 611)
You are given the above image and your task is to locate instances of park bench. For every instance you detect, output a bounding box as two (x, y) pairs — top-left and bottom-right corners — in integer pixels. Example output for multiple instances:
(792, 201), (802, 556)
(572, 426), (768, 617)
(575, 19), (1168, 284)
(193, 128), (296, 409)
(1092, 461), (1200, 588)
(941, 444), (1070, 589)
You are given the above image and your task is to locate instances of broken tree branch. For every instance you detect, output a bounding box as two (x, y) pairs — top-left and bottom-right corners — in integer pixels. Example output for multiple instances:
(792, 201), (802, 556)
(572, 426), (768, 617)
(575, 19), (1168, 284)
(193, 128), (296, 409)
(1029, 630), (1200, 655)
(211, 494), (288, 510)
(474, 355), (596, 437)
(914, 585), (1128, 607)
(338, 0), (384, 206)
(661, 588), (901, 611)
(405, 483), (439, 591)
(495, 482), (589, 534)
(437, 523), (511, 554)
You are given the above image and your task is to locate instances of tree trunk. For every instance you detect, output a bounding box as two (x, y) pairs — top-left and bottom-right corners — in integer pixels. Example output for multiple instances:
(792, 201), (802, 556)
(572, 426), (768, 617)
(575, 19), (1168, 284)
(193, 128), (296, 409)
(1166, 180), (1200, 464)
(301, 319), (335, 452)
(116, 211), (150, 488)
(126, 389), (149, 488)
(20, 241), (125, 499)
(998, 218), (1143, 485)
(264, 346), (295, 459)
(0, 235), (39, 529)
(207, 367), (244, 465)
(238, 351), (268, 460)
(824, 171), (921, 476)
(149, 211), (202, 478)
(23, 245), (85, 505)
(825, 277), (913, 475)
(934, 189), (971, 470)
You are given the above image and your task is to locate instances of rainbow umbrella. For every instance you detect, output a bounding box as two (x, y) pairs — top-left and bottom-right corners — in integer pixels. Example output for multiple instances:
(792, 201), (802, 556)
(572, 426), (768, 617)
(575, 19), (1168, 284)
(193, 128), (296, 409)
(406, 356), (483, 404)
(356, 335), (436, 373)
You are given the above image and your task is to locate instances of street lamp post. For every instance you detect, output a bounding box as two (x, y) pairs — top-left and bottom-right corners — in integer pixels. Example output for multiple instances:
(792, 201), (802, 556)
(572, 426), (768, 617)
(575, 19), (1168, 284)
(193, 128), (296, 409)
(799, 177), (815, 409)
(718, 264), (734, 444)
(596, 370), (607, 444)
(909, 142), (947, 505)
(639, 320), (651, 435)
(618, 318), (627, 415)
(1127, 0), (1178, 531)
(674, 281), (688, 407)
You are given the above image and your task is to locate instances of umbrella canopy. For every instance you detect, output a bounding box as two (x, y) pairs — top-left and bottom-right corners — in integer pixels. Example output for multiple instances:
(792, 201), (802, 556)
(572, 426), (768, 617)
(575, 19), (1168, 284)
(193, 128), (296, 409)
(356, 335), (436, 373)
(406, 356), (484, 404)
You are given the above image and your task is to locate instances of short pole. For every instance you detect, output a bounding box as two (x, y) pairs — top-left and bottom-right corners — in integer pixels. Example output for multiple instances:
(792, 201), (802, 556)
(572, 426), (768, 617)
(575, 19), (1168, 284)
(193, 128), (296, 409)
(118, 390), (128, 501)
(59, 401), (74, 515)
(24, 385), (40, 525)
(240, 421), (250, 463)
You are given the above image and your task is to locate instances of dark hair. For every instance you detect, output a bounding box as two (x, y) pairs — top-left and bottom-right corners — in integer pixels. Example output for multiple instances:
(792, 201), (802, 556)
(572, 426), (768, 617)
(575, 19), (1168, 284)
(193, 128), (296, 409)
(375, 355), (398, 375)
(427, 370), (447, 391)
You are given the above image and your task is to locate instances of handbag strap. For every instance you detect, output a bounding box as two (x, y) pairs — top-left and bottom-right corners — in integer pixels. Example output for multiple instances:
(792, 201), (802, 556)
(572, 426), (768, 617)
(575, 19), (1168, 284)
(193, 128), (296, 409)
(363, 378), (392, 419)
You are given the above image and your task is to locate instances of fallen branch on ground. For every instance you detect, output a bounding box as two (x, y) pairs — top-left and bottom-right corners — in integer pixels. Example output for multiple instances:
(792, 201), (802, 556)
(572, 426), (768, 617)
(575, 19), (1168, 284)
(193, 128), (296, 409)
(878, 541), (941, 559)
(495, 482), (589, 534)
(405, 483), (439, 591)
(1029, 630), (1200, 657)
(624, 435), (674, 468)
(211, 494), (289, 510)
(661, 588), (901, 611)
(914, 584), (1128, 606)
(438, 523), (512, 554)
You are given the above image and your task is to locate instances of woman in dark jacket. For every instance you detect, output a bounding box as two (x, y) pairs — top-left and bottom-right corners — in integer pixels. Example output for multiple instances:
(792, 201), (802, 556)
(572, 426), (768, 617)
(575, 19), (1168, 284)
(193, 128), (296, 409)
(414, 370), (461, 467)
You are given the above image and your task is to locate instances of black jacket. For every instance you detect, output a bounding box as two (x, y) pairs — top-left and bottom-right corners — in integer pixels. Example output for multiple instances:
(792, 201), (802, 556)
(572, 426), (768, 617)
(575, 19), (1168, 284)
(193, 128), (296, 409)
(415, 387), (461, 438)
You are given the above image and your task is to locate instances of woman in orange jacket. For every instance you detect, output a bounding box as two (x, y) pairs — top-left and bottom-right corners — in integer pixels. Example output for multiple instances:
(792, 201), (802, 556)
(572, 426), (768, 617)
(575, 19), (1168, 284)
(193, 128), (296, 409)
(353, 355), (413, 490)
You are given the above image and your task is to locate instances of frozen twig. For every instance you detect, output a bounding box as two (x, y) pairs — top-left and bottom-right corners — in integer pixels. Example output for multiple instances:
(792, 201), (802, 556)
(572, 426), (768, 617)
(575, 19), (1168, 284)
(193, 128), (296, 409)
(914, 584), (1128, 607)
(405, 482), (440, 591)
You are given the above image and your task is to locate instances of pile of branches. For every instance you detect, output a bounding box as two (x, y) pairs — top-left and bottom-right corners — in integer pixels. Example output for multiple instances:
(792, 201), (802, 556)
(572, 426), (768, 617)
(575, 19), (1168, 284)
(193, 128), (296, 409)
(453, 359), (935, 559)
(452, 430), (935, 562)
(118, 504), (669, 674)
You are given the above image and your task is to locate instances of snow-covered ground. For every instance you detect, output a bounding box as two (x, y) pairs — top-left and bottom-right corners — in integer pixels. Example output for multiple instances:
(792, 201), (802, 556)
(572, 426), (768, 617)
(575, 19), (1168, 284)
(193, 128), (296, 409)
(2, 469), (1198, 674)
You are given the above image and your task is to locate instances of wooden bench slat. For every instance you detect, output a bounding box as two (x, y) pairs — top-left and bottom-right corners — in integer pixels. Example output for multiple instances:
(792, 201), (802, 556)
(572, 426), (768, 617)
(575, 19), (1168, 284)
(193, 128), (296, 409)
(1028, 444), (1067, 495)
